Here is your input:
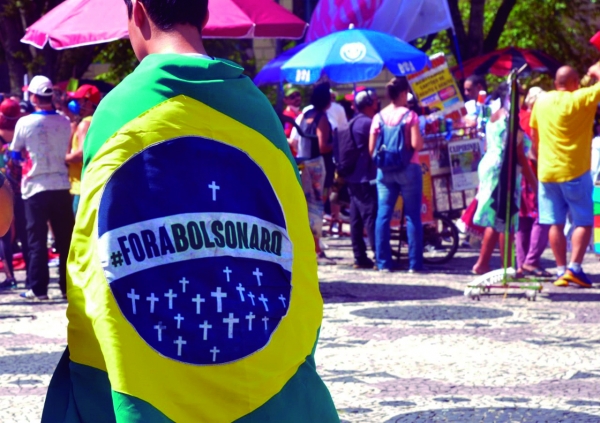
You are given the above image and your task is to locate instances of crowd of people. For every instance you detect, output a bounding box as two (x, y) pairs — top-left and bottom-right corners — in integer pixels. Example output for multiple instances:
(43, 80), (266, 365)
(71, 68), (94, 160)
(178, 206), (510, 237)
(2, 63), (600, 296)
(286, 61), (600, 284)
(464, 63), (600, 288)
(287, 77), (426, 272)
(0, 76), (100, 300)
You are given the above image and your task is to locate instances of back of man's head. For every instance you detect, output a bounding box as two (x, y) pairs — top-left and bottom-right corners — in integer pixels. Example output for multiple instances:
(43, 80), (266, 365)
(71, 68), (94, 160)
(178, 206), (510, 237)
(124, 0), (208, 34)
(355, 89), (377, 113)
(555, 66), (579, 92)
(465, 74), (487, 91)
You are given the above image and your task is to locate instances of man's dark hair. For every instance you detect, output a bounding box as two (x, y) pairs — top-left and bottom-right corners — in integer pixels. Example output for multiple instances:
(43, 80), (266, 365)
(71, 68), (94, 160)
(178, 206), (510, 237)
(386, 77), (409, 101)
(466, 74), (487, 92)
(123, 0), (209, 34)
(34, 95), (53, 106)
(310, 82), (332, 111)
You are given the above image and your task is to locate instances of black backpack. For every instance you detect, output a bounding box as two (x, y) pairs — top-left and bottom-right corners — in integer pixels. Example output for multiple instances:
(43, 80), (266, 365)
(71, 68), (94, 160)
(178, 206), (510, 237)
(334, 116), (363, 178)
(299, 110), (325, 159)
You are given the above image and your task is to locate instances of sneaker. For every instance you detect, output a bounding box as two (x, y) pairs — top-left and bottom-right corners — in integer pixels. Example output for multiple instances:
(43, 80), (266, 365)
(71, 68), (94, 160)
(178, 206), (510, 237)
(378, 268), (393, 273)
(353, 258), (375, 269)
(553, 271), (568, 287)
(562, 268), (593, 288)
(20, 290), (49, 301)
(0, 278), (17, 290)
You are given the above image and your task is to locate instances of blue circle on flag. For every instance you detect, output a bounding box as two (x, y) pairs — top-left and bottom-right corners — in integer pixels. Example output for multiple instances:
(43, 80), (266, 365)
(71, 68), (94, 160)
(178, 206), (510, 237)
(98, 137), (292, 365)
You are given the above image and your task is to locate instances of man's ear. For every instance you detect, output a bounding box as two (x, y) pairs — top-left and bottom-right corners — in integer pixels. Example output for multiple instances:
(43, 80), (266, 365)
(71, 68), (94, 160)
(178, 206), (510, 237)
(201, 9), (210, 30)
(132, 0), (147, 29)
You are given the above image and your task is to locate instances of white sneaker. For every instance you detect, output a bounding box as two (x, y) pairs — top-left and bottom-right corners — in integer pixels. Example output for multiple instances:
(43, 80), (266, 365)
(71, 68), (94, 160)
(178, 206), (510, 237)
(20, 289), (48, 301)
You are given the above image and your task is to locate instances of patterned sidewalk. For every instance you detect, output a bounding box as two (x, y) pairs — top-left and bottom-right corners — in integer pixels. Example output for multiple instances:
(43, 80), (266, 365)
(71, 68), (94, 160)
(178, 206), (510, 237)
(2, 238), (600, 422)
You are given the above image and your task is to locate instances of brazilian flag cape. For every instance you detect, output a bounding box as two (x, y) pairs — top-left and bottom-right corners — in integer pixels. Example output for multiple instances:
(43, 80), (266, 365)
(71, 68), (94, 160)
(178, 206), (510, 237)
(42, 54), (338, 423)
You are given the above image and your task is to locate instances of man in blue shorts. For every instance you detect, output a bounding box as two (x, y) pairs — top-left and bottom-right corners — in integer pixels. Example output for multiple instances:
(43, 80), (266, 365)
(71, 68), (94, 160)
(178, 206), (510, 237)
(531, 64), (600, 288)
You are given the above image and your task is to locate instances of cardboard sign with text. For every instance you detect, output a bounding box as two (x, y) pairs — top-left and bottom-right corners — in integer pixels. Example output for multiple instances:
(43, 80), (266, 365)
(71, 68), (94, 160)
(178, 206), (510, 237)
(407, 53), (465, 117)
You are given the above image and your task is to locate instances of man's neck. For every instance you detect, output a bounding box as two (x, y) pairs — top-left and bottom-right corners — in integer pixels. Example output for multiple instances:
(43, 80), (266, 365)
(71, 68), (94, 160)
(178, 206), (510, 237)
(145, 24), (208, 57)
(35, 105), (53, 112)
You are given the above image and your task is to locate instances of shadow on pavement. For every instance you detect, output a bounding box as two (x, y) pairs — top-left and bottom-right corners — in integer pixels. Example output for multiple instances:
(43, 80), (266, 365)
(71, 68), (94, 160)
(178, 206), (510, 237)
(384, 407), (600, 422)
(0, 351), (62, 374)
(351, 305), (513, 321)
(320, 282), (462, 304)
(546, 293), (600, 302)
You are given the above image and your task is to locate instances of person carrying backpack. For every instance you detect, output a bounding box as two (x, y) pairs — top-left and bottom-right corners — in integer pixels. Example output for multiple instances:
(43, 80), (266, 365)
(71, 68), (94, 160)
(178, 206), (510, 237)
(369, 77), (424, 272)
(296, 82), (335, 264)
(338, 88), (380, 269)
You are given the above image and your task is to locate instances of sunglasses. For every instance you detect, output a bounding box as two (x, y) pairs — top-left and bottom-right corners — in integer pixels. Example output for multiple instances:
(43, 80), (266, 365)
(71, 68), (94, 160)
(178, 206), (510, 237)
(287, 92), (301, 99)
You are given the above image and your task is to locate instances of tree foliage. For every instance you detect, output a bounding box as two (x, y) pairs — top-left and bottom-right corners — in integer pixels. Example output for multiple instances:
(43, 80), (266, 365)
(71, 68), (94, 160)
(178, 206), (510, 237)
(435, 0), (600, 78)
(0, 0), (101, 93)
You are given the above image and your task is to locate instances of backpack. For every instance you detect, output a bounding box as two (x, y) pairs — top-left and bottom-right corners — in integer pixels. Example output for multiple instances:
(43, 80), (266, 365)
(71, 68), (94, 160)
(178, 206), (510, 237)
(299, 110), (326, 160)
(333, 116), (362, 178)
(373, 111), (413, 171)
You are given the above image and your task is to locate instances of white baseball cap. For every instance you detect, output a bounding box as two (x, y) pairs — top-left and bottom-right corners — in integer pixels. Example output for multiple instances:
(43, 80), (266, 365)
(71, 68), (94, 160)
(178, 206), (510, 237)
(27, 75), (54, 97)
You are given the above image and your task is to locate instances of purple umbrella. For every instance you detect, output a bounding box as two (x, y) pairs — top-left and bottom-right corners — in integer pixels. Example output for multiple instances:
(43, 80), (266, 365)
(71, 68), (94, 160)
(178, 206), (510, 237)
(253, 44), (307, 86)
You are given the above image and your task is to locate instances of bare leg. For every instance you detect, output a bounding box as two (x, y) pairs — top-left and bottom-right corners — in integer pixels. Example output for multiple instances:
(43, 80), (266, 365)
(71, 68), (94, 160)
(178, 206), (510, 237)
(570, 226), (592, 264)
(549, 224), (567, 267)
(473, 227), (499, 274)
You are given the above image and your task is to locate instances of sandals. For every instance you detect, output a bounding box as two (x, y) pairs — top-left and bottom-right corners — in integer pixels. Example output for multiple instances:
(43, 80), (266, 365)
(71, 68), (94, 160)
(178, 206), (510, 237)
(522, 267), (553, 278)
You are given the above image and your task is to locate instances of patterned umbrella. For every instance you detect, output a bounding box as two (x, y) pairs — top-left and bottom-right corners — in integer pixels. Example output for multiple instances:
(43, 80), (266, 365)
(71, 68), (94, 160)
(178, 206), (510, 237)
(454, 47), (561, 78)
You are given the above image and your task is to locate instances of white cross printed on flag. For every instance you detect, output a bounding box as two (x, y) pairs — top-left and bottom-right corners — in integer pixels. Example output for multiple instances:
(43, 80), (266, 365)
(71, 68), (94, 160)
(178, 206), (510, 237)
(246, 312), (255, 330)
(192, 294), (206, 314)
(253, 268), (263, 286)
(236, 283), (245, 301)
(223, 267), (232, 282)
(179, 277), (189, 293)
(127, 289), (140, 314)
(210, 346), (220, 362)
(165, 289), (177, 309)
(146, 292), (159, 313)
(208, 181), (220, 201)
(211, 287), (227, 313)
(258, 294), (269, 312)
(223, 313), (239, 339)
(174, 336), (186, 356)
(115, 262), (291, 365)
(174, 313), (184, 329)
(154, 322), (166, 342)
(199, 320), (212, 341)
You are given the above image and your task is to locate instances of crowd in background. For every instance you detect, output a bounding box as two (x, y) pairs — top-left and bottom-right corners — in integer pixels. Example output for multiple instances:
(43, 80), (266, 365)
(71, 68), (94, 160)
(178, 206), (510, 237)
(286, 62), (600, 287)
(286, 77), (426, 272)
(0, 75), (100, 301)
(2, 64), (600, 297)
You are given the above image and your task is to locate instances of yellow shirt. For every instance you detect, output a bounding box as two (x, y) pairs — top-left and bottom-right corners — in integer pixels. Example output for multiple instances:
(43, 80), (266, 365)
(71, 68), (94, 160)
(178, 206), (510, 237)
(69, 116), (92, 195)
(530, 84), (600, 183)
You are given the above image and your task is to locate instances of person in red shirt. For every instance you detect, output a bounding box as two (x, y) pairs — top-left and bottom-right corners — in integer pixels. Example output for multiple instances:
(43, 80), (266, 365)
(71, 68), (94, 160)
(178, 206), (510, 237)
(282, 84), (302, 139)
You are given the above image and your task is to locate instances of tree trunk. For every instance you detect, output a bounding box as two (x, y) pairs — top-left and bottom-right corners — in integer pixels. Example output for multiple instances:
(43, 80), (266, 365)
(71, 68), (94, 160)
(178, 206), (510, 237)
(0, 8), (31, 93)
(467, 0), (486, 59)
(483, 0), (519, 53)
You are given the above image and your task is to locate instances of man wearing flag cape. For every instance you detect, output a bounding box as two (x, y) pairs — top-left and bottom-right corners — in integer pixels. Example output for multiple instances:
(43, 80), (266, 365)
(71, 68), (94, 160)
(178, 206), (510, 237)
(42, 0), (338, 422)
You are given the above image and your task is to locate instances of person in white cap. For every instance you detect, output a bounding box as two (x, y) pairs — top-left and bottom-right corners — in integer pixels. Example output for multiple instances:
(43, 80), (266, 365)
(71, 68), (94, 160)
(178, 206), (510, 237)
(9, 75), (74, 300)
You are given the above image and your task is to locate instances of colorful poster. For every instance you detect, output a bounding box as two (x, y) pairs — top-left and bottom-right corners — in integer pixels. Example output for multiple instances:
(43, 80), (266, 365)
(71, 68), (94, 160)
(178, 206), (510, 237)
(427, 144), (450, 176)
(393, 153), (435, 225)
(448, 138), (483, 191)
(407, 53), (465, 116)
(593, 186), (600, 256)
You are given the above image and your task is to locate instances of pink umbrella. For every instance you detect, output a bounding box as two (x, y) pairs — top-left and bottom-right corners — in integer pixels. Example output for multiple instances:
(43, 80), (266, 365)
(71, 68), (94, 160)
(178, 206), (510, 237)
(22, 0), (307, 50)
